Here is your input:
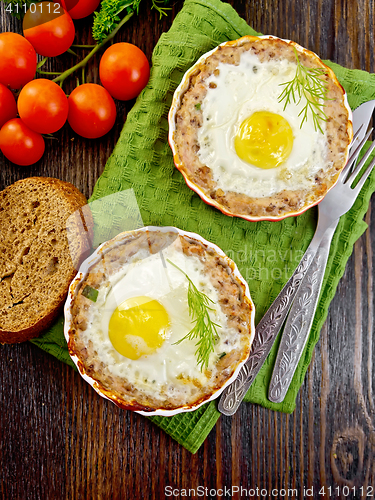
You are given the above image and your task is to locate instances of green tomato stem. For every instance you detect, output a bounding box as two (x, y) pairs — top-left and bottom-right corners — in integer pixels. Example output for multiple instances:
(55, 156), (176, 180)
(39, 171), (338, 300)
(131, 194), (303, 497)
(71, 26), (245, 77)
(36, 56), (49, 69)
(37, 70), (63, 75)
(67, 48), (79, 57)
(71, 44), (96, 48)
(52, 11), (134, 87)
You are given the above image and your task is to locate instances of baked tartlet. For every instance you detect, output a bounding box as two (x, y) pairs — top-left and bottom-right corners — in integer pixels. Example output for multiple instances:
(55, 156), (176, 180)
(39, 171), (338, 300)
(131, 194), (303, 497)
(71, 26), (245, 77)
(65, 227), (255, 416)
(168, 35), (353, 221)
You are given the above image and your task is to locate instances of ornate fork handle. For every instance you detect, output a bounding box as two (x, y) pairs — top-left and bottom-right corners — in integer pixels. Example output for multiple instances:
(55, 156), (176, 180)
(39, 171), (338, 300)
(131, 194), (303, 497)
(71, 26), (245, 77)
(268, 224), (337, 402)
(218, 231), (326, 416)
(218, 102), (375, 416)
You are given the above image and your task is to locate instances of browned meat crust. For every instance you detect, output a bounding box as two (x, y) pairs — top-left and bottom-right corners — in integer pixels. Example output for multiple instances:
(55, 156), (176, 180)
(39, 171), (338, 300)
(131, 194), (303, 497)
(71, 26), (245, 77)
(67, 229), (254, 412)
(172, 36), (352, 219)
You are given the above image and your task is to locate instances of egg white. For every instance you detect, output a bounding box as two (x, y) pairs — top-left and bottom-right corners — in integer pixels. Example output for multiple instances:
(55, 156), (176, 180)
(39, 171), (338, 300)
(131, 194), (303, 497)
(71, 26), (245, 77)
(197, 50), (328, 198)
(79, 241), (240, 397)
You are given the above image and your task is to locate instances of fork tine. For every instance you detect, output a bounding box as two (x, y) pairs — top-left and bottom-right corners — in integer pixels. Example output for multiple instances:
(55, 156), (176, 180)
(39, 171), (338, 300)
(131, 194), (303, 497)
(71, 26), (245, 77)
(350, 125), (363, 147)
(341, 128), (373, 179)
(346, 139), (375, 185)
(352, 153), (375, 193)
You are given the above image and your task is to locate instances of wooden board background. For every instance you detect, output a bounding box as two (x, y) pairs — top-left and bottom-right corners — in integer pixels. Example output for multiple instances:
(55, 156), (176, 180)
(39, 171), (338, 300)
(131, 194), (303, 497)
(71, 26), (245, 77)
(1, 1), (375, 498)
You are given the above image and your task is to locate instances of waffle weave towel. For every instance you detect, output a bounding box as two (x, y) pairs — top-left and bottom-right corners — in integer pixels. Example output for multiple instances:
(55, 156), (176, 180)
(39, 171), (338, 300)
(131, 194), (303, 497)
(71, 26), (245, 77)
(31, 0), (375, 453)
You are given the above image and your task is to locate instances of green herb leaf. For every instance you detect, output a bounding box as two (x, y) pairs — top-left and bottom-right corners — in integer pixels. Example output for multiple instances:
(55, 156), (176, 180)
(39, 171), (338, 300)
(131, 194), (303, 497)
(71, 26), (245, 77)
(167, 259), (221, 371)
(92, 0), (135, 43)
(278, 47), (329, 133)
(218, 352), (226, 360)
(82, 285), (99, 302)
(92, 0), (170, 43)
(195, 103), (201, 110)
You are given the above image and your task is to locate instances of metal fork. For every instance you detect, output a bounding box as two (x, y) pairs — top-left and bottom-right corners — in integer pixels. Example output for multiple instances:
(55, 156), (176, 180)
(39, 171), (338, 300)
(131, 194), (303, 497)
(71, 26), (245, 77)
(218, 130), (375, 416)
(268, 131), (375, 402)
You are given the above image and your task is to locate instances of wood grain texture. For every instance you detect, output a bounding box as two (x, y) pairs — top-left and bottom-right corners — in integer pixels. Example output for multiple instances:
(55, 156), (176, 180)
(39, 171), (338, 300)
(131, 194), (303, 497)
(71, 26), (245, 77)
(1, 0), (375, 498)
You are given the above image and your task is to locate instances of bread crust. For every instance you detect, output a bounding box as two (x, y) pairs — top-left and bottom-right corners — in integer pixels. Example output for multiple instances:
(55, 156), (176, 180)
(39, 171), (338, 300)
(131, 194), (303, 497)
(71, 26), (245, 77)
(0, 177), (87, 344)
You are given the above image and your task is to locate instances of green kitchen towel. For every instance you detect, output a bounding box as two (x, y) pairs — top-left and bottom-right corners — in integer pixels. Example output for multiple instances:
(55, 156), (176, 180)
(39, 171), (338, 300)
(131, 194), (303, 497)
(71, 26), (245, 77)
(30, 0), (375, 453)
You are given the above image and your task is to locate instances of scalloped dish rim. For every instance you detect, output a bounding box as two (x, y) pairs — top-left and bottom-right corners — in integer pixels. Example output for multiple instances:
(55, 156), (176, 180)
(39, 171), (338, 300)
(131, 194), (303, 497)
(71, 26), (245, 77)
(168, 35), (353, 222)
(64, 225), (256, 417)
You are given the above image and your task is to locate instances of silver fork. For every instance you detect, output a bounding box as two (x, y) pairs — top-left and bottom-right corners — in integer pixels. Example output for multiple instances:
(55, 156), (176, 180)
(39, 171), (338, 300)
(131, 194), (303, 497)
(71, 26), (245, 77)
(268, 130), (375, 402)
(218, 130), (375, 416)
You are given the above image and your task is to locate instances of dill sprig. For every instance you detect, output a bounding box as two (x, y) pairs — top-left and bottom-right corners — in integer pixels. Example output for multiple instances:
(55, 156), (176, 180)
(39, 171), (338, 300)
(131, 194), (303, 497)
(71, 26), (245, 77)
(152, 0), (171, 18)
(92, 0), (170, 43)
(167, 259), (221, 371)
(278, 47), (329, 133)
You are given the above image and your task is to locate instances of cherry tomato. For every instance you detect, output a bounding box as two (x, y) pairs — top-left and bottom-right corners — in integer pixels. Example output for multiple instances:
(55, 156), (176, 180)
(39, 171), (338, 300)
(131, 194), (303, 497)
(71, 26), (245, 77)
(0, 33), (37, 89)
(23, 2), (75, 57)
(59, 0), (100, 19)
(0, 118), (45, 166)
(18, 79), (69, 134)
(99, 43), (150, 101)
(68, 84), (117, 139)
(0, 84), (17, 129)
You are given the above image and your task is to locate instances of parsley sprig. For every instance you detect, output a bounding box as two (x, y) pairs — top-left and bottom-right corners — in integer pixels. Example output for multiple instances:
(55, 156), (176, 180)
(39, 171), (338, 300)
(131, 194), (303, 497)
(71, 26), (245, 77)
(278, 47), (329, 133)
(92, 0), (171, 43)
(167, 259), (221, 371)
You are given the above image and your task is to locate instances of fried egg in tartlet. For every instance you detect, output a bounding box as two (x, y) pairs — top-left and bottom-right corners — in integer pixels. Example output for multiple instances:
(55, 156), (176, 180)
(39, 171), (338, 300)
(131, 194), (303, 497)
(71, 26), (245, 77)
(64, 227), (255, 416)
(168, 35), (353, 221)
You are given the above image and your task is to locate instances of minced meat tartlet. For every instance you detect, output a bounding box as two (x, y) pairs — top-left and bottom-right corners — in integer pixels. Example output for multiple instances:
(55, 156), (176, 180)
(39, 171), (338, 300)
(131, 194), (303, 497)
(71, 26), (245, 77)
(65, 227), (255, 414)
(169, 36), (352, 220)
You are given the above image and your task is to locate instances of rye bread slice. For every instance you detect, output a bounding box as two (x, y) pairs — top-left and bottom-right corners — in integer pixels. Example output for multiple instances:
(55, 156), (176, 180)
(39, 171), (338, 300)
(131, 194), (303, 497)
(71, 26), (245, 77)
(0, 177), (88, 343)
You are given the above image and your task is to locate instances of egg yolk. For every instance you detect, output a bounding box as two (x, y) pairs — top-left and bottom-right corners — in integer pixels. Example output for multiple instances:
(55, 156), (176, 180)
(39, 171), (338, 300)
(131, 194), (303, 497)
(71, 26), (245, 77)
(234, 111), (294, 169)
(108, 296), (170, 360)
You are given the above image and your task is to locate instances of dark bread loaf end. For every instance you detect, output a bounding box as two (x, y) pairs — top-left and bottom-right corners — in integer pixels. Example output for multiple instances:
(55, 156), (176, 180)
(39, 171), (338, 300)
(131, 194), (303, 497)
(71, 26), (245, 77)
(0, 177), (88, 343)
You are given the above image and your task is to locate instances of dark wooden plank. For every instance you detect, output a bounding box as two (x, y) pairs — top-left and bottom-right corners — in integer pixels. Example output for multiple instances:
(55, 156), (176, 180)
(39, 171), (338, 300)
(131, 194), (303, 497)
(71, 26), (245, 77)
(1, 0), (375, 498)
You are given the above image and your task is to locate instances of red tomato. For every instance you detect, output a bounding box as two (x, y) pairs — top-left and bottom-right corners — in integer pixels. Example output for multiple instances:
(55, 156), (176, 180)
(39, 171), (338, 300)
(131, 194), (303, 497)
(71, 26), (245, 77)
(0, 33), (37, 89)
(0, 118), (45, 166)
(23, 2), (75, 57)
(68, 84), (116, 139)
(18, 79), (69, 134)
(99, 43), (150, 101)
(59, 0), (100, 19)
(0, 84), (17, 129)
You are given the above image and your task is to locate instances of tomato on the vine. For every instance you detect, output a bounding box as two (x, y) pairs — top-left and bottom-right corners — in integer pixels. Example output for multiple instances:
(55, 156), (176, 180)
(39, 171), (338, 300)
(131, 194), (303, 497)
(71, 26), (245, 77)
(0, 33), (37, 89)
(18, 79), (69, 134)
(0, 118), (45, 166)
(59, 0), (100, 19)
(99, 43), (150, 101)
(68, 84), (117, 139)
(0, 84), (17, 129)
(23, 1), (75, 57)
